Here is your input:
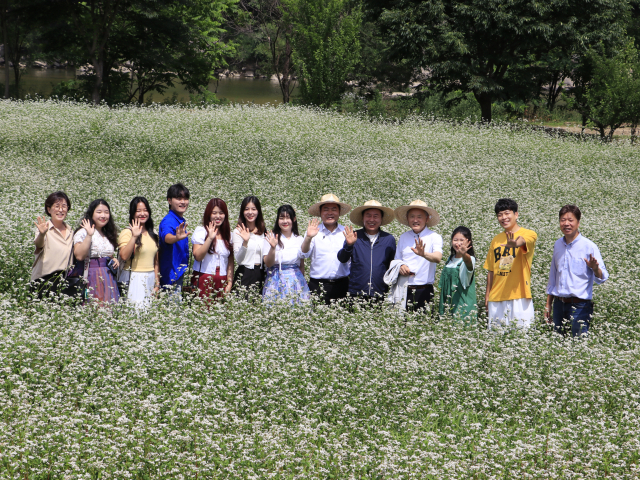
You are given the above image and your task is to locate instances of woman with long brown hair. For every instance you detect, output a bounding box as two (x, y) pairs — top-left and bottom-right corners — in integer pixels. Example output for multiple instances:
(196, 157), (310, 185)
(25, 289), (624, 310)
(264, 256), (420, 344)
(191, 198), (234, 299)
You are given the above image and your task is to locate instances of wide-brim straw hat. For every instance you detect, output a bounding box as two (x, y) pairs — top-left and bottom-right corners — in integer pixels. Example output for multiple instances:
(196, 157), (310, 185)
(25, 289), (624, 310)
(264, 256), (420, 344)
(394, 200), (440, 227)
(349, 200), (395, 227)
(308, 193), (352, 217)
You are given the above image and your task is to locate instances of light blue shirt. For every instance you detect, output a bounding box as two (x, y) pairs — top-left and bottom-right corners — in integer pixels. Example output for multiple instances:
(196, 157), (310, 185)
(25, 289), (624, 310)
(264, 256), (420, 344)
(546, 233), (608, 300)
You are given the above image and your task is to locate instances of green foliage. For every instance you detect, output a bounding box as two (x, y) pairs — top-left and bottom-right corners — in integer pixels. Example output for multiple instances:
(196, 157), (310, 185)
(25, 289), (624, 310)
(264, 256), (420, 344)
(286, 0), (362, 106)
(581, 44), (640, 140)
(364, 0), (632, 122)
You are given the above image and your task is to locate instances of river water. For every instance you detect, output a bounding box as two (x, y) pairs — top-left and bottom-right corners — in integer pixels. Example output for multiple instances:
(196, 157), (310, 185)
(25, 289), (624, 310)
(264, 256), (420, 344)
(1, 67), (285, 104)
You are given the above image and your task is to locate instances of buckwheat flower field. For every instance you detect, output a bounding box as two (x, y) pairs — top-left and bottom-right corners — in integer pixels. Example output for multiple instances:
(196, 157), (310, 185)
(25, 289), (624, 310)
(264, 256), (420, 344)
(1, 100), (640, 478)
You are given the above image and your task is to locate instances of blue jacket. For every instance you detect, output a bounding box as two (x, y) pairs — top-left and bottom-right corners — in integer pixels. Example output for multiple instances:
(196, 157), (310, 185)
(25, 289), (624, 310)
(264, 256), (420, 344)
(337, 229), (396, 297)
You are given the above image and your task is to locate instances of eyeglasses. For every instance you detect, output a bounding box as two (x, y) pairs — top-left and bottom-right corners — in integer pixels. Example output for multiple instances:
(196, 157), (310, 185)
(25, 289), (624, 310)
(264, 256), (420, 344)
(51, 203), (69, 211)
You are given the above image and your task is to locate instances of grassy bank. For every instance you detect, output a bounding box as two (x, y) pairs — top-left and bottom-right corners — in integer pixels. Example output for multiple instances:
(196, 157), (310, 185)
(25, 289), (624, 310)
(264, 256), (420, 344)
(0, 100), (639, 478)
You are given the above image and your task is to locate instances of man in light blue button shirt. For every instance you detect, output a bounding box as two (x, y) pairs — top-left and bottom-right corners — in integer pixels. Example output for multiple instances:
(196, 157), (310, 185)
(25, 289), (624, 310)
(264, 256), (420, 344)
(545, 205), (608, 337)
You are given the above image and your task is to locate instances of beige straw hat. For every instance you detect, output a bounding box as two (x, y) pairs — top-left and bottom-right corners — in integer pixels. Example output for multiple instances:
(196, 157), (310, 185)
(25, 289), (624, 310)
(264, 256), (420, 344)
(394, 200), (440, 227)
(349, 200), (395, 227)
(308, 193), (352, 217)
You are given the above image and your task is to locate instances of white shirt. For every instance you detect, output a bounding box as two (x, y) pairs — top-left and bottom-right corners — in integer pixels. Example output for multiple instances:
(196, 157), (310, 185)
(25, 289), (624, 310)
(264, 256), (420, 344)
(444, 255), (476, 289)
(394, 228), (443, 285)
(192, 226), (232, 274)
(301, 223), (350, 279)
(73, 228), (115, 258)
(262, 234), (304, 268)
(232, 228), (265, 269)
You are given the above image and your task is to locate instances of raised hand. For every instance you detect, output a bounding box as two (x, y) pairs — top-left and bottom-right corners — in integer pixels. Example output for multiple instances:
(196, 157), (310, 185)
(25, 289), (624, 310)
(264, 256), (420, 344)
(343, 225), (357, 245)
(266, 230), (278, 249)
(205, 221), (218, 239)
(130, 218), (143, 237)
(585, 254), (599, 271)
(176, 222), (188, 241)
(411, 238), (427, 258)
(81, 218), (95, 236)
(501, 232), (522, 249)
(35, 216), (49, 235)
(306, 218), (321, 238)
(237, 222), (251, 243)
(456, 241), (471, 256)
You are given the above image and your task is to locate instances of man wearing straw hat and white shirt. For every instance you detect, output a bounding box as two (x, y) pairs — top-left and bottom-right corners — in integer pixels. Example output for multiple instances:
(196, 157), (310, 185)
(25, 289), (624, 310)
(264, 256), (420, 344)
(393, 200), (443, 311)
(337, 200), (397, 303)
(301, 194), (352, 305)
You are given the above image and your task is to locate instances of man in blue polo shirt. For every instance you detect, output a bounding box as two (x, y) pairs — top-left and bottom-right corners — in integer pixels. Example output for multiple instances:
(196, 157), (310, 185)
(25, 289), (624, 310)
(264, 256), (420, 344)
(159, 183), (190, 299)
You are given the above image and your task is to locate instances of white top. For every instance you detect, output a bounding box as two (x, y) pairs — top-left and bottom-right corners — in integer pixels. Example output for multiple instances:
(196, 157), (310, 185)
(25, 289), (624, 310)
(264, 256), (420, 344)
(192, 226), (232, 274)
(394, 228), (443, 285)
(73, 228), (115, 258)
(262, 234), (304, 268)
(301, 223), (350, 280)
(444, 255), (476, 289)
(232, 228), (265, 268)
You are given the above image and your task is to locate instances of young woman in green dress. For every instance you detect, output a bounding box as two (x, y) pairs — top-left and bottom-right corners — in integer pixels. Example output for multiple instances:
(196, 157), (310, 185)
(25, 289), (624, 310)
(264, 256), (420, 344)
(438, 226), (477, 325)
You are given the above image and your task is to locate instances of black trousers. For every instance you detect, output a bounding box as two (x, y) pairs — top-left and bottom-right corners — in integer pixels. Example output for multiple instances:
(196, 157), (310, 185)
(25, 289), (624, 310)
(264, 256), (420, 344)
(346, 292), (385, 310)
(406, 284), (434, 312)
(30, 270), (64, 299)
(233, 265), (265, 297)
(308, 277), (349, 305)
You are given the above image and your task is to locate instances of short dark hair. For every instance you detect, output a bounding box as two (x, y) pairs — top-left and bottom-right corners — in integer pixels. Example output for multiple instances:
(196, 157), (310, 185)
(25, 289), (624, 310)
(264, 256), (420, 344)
(559, 204), (581, 221)
(494, 198), (518, 215)
(167, 183), (190, 200)
(44, 191), (70, 216)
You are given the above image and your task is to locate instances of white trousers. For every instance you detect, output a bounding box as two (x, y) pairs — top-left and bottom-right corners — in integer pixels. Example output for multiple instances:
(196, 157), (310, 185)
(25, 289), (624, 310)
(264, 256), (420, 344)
(127, 271), (155, 308)
(488, 298), (534, 330)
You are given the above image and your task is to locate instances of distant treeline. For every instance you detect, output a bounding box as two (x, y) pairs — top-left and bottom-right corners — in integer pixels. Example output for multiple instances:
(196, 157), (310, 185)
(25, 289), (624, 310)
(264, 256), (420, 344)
(2, 0), (640, 136)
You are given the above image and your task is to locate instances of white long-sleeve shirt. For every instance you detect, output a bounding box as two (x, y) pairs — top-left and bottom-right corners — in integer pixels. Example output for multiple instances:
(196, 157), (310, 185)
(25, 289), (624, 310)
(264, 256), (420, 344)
(301, 223), (350, 280)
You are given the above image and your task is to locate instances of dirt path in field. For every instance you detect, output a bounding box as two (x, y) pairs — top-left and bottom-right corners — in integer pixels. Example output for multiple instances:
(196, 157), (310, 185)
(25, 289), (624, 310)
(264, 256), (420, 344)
(545, 124), (637, 138)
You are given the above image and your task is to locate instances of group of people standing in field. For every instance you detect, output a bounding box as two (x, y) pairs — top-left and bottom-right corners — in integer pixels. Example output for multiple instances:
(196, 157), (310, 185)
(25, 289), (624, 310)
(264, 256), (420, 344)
(31, 184), (609, 337)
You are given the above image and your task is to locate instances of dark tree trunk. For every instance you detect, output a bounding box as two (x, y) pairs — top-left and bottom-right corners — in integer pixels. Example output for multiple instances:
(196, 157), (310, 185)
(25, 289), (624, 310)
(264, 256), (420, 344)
(474, 91), (492, 122)
(281, 33), (292, 103)
(1, 9), (10, 99)
(91, 55), (103, 104)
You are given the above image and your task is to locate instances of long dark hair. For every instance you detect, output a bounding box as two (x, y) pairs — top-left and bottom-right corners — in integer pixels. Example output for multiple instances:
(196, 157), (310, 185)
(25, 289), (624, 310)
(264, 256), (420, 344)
(76, 199), (118, 248)
(449, 226), (475, 260)
(202, 198), (231, 254)
(128, 197), (159, 257)
(272, 205), (299, 248)
(238, 195), (266, 235)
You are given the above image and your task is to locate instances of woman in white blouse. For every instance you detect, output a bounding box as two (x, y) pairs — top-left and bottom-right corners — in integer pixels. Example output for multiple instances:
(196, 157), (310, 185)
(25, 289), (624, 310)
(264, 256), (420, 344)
(73, 199), (120, 304)
(232, 195), (266, 295)
(262, 205), (310, 304)
(192, 198), (234, 300)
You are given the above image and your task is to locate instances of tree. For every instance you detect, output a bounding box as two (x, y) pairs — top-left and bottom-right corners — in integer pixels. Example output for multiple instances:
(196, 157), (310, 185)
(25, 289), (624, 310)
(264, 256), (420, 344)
(0, 0), (40, 98)
(577, 45), (640, 141)
(42, 0), (236, 104)
(364, 0), (631, 122)
(286, 0), (361, 106)
(236, 0), (296, 103)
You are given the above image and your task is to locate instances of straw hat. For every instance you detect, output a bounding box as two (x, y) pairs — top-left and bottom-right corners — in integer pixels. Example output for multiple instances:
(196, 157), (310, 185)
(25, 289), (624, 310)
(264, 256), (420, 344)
(394, 200), (440, 227)
(349, 200), (395, 227)
(308, 193), (352, 217)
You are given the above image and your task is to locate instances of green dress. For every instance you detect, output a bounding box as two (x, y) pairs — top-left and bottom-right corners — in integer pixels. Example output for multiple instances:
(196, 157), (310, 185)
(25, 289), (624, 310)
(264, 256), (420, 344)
(438, 256), (477, 326)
